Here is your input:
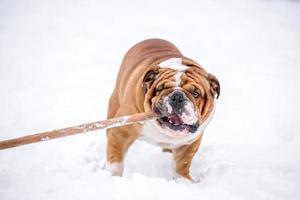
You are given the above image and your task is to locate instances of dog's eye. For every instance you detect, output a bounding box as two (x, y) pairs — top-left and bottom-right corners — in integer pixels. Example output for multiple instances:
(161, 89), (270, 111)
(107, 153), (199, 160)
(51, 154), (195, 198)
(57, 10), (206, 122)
(143, 70), (158, 94)
(144, 70), (157, 83)
(192, 89), (201, 98)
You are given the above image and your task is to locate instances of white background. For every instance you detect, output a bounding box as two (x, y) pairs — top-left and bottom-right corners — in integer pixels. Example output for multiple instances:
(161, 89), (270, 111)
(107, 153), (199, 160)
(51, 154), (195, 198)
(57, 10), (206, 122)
(0, 0), (299, 199)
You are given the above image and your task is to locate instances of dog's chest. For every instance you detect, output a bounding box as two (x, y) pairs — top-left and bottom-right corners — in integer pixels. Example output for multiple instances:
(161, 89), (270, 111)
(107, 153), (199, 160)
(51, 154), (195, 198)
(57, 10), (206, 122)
(139, 120), (202, 149)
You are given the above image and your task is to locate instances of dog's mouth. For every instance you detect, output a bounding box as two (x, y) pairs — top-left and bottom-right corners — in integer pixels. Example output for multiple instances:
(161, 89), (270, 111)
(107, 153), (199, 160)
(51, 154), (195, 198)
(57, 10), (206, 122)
(157, 113), (199, 134)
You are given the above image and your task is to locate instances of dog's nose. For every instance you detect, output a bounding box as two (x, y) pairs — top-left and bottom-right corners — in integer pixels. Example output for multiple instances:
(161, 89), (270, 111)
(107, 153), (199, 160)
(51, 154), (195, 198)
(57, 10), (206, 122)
(170, 91), (185, 113)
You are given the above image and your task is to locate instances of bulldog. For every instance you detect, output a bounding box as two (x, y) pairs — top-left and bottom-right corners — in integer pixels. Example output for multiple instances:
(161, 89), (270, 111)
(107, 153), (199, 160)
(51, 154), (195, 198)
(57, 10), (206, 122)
(105, 39), (220, 180)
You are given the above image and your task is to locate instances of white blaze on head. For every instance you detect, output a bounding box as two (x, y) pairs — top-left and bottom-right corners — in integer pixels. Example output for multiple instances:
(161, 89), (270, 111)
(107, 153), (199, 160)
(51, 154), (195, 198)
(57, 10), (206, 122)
(158, 58), (189, 87)
(174, 72), (183, 87)
(158, 58), (189, 71)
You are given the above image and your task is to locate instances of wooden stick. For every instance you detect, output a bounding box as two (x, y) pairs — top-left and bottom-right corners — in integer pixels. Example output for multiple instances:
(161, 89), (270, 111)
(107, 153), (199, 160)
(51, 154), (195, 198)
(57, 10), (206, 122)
(0, 112), (157, 150)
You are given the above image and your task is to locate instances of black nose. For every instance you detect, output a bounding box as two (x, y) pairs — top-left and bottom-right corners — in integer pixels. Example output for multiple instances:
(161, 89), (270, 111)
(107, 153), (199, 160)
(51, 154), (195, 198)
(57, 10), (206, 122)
(170, 91), (185, 113)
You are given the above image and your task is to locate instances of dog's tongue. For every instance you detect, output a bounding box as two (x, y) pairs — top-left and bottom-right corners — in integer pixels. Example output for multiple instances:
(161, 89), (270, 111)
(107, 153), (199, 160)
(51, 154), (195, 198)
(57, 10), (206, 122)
(169, 114), (183, 125)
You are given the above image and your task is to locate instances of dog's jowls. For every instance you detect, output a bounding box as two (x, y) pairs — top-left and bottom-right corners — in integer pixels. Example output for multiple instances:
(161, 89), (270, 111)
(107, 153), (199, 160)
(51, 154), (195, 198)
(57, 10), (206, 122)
(105, 39), (220, 180)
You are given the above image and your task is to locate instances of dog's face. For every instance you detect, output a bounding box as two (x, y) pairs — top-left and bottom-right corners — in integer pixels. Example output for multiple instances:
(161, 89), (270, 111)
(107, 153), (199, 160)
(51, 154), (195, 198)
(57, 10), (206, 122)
(143, 58), (220, 137)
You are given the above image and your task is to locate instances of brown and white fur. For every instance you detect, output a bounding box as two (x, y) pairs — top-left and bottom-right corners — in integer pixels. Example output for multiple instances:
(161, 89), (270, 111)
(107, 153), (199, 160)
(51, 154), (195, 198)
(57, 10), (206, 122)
(105, 39), (220, 180)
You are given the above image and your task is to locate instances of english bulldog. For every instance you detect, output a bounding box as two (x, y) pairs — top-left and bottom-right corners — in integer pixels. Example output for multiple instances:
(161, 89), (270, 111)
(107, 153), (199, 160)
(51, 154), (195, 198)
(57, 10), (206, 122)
(105, 39), (220, 180)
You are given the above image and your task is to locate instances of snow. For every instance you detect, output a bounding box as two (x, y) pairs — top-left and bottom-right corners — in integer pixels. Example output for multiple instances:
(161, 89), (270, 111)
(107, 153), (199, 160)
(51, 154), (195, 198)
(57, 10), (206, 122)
(0, 0), (300, 199)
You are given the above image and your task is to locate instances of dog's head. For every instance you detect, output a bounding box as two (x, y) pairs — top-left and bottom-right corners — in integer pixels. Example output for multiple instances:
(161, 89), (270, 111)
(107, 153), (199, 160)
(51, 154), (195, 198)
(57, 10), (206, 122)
(142, 58), (220, 137)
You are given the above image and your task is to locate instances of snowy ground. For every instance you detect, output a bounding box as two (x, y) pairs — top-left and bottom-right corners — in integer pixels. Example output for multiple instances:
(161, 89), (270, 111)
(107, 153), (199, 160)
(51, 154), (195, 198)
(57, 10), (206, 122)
(1, 0), (300, 199)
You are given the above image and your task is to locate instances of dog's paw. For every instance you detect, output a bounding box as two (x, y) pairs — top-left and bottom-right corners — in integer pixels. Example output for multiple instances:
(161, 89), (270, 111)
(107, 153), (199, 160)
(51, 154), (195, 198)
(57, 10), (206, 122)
(103, 162), (124, 176)
(172, 172), (197, 183)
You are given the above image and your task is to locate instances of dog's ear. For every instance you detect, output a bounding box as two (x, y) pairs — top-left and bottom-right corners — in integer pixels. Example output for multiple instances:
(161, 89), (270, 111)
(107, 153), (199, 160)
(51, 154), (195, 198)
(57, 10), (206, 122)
(207, 73), (220, 99)
(143, 70), (158, 94)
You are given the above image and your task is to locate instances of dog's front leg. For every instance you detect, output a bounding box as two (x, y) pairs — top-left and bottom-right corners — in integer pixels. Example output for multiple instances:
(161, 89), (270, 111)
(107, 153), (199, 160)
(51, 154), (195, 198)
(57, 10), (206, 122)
(172, 134), (203, 180)
(105, 125), (139, 176)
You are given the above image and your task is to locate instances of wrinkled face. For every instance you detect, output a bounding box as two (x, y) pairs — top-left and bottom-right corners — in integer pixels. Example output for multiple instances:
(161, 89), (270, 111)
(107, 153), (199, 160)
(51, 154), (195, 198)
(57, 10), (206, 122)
(143, 58), (220, 137)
